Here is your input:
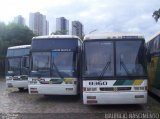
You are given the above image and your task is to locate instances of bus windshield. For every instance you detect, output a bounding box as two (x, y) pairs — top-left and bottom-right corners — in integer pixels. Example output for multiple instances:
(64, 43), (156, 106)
(116, 41), (146, 76)
(7, 58), (21, 75)
(51, 51), (75, 77)
(84, 41), (114, 77)
(32, 52), (50, 77)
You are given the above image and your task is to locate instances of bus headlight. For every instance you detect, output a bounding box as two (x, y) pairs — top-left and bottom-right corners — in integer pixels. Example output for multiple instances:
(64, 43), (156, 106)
(134, 86), (147, 91)
(29, 79), (38, 84)
(6, 77), (12, 80)
(39, 79), (45, 83)
(83, 87), (97, 91)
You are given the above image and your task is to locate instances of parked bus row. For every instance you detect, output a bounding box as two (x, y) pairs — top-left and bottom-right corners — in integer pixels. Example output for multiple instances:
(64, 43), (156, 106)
(5, 32), (160, 104)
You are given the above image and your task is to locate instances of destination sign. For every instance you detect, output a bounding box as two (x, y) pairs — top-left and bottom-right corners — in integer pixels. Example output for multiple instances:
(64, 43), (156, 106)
(52, 49), (72, 52)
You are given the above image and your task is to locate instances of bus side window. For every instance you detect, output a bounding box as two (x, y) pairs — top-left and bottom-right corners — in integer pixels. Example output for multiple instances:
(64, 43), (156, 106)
(157, 36), (160, 51)
(150, 40), (154, 54)
(154, 36), (160, 52)
(146, 41), (152, 63)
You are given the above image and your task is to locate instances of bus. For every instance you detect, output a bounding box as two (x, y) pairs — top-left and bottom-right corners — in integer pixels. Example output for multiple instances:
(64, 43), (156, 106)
(6, 45), (30, 91)
(146, 32), (160, 97)
(82, 32), (147, 104)
(28, 35), (81, 95)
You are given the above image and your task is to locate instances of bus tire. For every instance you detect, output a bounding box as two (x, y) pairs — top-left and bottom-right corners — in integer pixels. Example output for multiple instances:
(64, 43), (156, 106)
(18, 88), (24, 92)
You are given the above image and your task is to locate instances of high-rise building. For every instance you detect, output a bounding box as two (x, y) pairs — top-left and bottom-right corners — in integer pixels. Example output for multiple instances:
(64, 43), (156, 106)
(46, 21), (49, 36)
(13, 15), (25, 26)
(29, 12), (49, 36)
(72, 21), (83, 37)
(56, 17), (69, 35)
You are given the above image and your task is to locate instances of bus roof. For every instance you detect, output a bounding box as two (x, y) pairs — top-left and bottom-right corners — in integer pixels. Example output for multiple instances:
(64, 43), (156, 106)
(8, 45), (31, 50)
(84, 32), (144, 40)
(32, 35), (80, 40)
(7, 45), (30, 57)
(147, 31), (160, 42)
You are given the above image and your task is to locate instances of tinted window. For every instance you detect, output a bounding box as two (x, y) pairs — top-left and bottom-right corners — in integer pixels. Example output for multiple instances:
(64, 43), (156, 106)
(7, 58), (21, 75)
(31, 38), (78, 52)
(32, 52), (50, 77)
(83, 41), (114, 77)
(51, 51), (76, 77)
(116, 41), (146, 76)
(154, 36), (160, 52)
(7, 48), (30, 57)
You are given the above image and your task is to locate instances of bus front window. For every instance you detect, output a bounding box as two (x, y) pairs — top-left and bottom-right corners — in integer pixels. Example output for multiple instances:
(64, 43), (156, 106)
(116, 41), (147, 76)
(84, 41), (114, 77)
(51, 52), (75, 77)
(7, 58), (21, 75)
(32, 52), (50, 77)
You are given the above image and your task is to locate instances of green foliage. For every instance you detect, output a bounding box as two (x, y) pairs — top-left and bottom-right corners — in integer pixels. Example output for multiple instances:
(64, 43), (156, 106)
(153, 8), (160, 22)
(80, 35), (84, 41)
(51, 30), (68, 35)
(0, 22), (35, 59)
(51, 31), (84, 41)
(0, 22), (35, 75)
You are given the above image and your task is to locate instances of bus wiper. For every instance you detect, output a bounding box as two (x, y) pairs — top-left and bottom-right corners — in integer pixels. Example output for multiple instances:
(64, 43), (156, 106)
(120, 60), (130, 76)
(52, 61), (64, 80)
(98, 60), (111, 80)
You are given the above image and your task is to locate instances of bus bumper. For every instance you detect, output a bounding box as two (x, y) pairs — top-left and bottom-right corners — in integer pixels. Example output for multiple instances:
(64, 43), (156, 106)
(6, 80), (28, 88)
(83, 91), (147, 104)
(28, 84), (77, 95)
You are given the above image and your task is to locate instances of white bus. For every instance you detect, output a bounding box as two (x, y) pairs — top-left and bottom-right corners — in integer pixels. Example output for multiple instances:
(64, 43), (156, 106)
(28, 35), (81, 95)
(82, 32), (148, 104)
(6, 45), (30, 91)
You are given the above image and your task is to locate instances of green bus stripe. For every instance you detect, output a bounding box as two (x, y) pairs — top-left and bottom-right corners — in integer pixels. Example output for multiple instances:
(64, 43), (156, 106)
(123, 80), (134, 85)
(114, 80), (134, 85)
(114, 80), (125, 85)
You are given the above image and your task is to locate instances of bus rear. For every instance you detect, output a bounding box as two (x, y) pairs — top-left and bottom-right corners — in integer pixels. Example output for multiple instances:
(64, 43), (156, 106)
(28, 35), (81, 95)
(82, 33), (147, 104)
(6, 45), (30, 91)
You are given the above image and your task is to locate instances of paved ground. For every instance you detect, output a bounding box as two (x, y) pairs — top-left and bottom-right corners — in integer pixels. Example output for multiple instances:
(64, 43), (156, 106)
(0, 78), (160, 119)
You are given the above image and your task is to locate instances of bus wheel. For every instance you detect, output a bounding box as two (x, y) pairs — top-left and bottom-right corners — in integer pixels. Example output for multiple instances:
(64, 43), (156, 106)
(18, 88), (24, 92)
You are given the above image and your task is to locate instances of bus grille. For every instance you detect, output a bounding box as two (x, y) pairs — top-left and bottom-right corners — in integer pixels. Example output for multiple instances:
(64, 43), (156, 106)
(100, 87), (131, 91)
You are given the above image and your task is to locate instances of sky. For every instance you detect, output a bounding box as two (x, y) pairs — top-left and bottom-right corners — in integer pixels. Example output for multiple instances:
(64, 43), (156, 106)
(0, 0), (160, 40)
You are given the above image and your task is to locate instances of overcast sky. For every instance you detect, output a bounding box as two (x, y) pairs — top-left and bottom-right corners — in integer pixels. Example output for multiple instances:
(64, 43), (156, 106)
(0, 0), (160, 40)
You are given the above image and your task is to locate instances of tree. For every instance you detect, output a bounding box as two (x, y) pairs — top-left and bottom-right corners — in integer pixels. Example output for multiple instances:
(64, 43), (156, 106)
(0, 23), (35, 58)
(51, 30), (68, 35)
(0, 23), (35, 76)
(80, 35), (84, 41)
(153, 8), (160, 22)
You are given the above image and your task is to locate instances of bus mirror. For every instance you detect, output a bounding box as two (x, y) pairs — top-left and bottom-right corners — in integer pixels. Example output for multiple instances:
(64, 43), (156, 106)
(7, 71), (15, 76)
(146, 52), (151, 63)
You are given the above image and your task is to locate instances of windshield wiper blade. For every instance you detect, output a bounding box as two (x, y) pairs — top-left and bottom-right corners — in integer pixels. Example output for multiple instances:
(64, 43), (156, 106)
(120, 60), (130, 76)
(52, 61), (64, 80)
(98, 61), (111, 80)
